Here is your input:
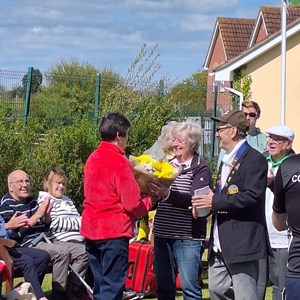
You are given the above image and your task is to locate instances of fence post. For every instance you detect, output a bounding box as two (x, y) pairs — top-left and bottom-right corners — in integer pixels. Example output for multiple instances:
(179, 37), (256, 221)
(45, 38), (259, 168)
(210, 82), (218, 160)
(23, 67), (33, 123)
(158, 79), (164, 98)
(93, 73), (101, 125)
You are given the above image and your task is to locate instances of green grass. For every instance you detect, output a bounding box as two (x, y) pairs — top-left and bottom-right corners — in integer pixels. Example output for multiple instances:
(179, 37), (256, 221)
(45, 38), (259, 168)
(7, 268), (273, 299)
(146, 248), (273, 299)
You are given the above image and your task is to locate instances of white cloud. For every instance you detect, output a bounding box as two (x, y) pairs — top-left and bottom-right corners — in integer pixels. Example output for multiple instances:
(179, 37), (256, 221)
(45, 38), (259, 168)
(0, 0), (283, 81)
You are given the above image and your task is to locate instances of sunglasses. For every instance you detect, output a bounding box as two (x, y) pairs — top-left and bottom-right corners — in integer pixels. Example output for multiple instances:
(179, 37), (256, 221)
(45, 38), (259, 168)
(244, 112), (258, 118)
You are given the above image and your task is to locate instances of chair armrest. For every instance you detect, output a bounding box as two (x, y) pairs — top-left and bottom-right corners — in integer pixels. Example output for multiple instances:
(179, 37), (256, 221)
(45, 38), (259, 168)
(0, 238), (17, 292)
(0, 238), (17, 248)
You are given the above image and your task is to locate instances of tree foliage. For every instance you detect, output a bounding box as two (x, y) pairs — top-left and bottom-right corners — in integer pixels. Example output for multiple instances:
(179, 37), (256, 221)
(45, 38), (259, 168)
(100, 44), (181, 154)
(22, 68), (43, 94)
(232, 66), (252, 107)
(45, 59), (97, 116)
(0, 114), (98, 208)
(165, 71), (207, 118)
(0, 44), (195, 207)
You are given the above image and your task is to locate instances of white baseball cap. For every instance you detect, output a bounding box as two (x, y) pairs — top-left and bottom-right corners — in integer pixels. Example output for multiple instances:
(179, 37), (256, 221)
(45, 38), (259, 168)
(265, 125), (295, 141)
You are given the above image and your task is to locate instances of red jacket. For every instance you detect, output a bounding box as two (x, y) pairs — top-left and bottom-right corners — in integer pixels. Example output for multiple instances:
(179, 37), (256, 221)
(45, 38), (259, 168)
(81, 141), (152, 240)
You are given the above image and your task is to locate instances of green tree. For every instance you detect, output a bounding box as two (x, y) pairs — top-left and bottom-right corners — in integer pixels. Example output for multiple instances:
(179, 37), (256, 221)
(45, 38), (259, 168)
(290, 0), (300, 5)
(165, 71), (207, 117)
(100, 44), (181, 155)
(45, 59), (97, 116)
(232, 67), (252, 108)
(43, 59), (123, 120)
(22, 68), (43, 94)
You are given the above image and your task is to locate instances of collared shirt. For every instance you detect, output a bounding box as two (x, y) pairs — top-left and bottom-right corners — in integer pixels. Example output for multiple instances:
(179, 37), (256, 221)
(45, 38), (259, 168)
(213, 139), (246, 252)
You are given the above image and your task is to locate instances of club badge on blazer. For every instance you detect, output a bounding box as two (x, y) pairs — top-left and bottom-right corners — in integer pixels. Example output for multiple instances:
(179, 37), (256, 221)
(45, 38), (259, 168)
(228, 184), (239, 194)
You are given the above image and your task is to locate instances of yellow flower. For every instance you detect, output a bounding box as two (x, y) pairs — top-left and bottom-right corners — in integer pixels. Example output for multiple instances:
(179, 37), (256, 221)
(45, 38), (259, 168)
(135, 154), (175, 179)
(152, 161), (174, 178)
(136, 154), (153, 164)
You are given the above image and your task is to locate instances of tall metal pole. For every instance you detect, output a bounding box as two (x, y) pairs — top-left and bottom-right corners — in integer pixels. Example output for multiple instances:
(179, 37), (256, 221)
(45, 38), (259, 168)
(24, 67), (33, 123)
(210, 82), (218, 159)
(93, 73), (101, 125)
(281, 0), (287, 125)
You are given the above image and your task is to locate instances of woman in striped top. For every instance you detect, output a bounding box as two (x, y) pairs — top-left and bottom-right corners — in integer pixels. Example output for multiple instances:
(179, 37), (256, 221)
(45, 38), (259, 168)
(37, 168), (89, 300)
(149, 121), (212, 300)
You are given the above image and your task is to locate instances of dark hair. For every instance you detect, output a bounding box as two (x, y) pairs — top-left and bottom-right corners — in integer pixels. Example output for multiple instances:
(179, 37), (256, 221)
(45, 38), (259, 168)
(99, 112), (131, 141)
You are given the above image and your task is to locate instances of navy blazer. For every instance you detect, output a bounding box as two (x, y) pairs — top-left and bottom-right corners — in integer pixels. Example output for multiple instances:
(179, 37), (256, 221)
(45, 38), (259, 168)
(209, 144), (271, 264)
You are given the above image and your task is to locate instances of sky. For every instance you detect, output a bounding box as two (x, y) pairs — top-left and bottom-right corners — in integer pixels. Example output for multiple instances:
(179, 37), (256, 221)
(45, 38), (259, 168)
(0, 0), (281, 83)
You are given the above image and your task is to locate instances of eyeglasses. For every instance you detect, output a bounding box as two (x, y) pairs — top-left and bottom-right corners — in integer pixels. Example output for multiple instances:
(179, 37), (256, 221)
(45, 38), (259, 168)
(244, 112), (258, 118)
(10, 179), (31, 185)
(215, 126), (233, 134)
(267, 135), (289, 145)
(171, 137), (187, 144)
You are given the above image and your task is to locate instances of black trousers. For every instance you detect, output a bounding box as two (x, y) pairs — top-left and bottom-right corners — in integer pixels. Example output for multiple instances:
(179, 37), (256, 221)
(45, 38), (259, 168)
(9, 246), (50, 299)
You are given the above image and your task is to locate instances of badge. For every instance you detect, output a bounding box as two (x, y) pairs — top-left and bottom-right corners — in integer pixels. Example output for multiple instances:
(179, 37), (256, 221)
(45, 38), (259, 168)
(228, 184), (239, 194)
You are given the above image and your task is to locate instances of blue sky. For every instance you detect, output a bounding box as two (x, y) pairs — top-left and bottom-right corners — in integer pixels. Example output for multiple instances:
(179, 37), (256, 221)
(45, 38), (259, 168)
(0, 0), (281, 82)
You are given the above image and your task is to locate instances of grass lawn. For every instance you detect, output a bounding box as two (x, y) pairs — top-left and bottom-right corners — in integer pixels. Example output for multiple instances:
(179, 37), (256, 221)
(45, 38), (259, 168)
(7, 273), (273, 299)
(147, 248), (273, 299)
(8, 261), (273, 299)
(146, 270), (273, 299)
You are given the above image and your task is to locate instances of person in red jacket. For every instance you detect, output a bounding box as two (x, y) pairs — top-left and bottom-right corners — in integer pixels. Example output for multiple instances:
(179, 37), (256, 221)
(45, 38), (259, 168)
(80, 112), (152, 300)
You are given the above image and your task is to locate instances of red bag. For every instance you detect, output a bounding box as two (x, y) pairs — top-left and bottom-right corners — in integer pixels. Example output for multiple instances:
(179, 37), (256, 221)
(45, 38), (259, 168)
(125, 241), (156, 296)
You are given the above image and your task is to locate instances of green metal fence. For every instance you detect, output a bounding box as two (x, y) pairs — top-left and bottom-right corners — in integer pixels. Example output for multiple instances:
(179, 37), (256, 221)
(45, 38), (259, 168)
(0, 68), (229, 162)
(0, 67), (101, 124)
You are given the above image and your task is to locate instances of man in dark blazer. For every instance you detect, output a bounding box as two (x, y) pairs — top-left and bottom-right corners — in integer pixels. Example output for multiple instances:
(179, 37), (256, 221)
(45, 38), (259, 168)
(192, 109), (271, 300)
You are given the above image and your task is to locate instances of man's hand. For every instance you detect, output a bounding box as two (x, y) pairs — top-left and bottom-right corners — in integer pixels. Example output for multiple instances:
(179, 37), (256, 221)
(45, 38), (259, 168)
(191, 191), (214, 219)
(6, 213), (30, 230)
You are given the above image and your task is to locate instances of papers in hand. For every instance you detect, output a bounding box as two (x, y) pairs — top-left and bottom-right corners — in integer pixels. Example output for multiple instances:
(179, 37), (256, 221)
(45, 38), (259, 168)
(194, 186), (210, 217)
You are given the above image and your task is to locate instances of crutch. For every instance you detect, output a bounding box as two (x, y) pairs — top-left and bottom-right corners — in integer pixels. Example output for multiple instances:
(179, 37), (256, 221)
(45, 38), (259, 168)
(30, 232), (93, 294)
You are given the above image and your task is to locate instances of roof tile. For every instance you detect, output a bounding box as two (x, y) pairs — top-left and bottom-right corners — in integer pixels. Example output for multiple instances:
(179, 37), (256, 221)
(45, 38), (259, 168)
(261, 5), (300, 35)
(218, 17), (255, 60)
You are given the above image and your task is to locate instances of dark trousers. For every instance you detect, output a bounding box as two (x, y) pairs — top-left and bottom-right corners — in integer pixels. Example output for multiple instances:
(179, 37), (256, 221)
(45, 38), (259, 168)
(9, 247), (50, 299)
(285, 277), (300, 300)
(86, 238), (129, 300)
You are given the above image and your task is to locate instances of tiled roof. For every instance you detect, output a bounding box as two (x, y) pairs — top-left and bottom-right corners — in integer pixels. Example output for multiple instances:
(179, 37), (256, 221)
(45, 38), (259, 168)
(218, 17), (255, 60)
(261, 5), (300, 35)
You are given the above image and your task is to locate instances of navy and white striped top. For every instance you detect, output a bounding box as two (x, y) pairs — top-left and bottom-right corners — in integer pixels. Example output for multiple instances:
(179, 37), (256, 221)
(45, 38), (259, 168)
(153, 154), (211, 240)
(38, 191), (84, 243)
(0, 192), (48, 246)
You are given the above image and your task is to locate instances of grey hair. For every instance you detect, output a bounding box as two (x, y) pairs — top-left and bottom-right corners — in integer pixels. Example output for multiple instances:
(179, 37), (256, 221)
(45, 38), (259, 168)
(174, 121), (202, 153)
(158, 121), (179, 152)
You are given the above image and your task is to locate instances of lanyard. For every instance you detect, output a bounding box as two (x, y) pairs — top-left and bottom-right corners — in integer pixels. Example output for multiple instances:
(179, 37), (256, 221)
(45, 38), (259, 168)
(217, 142), (249, 194)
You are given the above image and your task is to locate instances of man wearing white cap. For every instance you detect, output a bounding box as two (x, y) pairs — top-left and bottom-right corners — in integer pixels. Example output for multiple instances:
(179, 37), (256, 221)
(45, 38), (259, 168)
(272, 134), (300, 300)
(262, 125), (295, 300)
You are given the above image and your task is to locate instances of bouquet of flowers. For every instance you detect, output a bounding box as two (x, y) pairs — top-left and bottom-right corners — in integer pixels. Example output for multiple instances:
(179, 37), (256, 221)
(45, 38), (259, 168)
(130, 154), (181, 194)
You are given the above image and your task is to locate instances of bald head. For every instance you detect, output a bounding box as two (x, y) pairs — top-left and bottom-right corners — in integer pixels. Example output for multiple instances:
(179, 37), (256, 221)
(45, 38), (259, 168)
(8, 170), (31, 201)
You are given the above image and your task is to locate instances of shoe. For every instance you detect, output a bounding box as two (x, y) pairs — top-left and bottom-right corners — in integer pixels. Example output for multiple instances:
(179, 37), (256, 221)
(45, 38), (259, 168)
(67, 283), (91, 300)
(50, 289), (67, 300)
(122, 289), (137, 300)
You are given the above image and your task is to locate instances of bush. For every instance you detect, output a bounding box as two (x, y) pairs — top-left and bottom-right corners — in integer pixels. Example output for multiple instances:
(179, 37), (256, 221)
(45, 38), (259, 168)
(0, 116), (98, 208)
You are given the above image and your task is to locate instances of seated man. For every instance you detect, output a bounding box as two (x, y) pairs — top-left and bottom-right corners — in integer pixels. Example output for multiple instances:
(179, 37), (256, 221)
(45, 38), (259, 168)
(0, 210), (49, 300)
(0, 170), (73, 300)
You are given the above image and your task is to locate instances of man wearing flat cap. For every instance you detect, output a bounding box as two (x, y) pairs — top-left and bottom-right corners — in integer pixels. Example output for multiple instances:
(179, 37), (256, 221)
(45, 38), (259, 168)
(192, 109), (271, 300)
(259, 124), (295, 300)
